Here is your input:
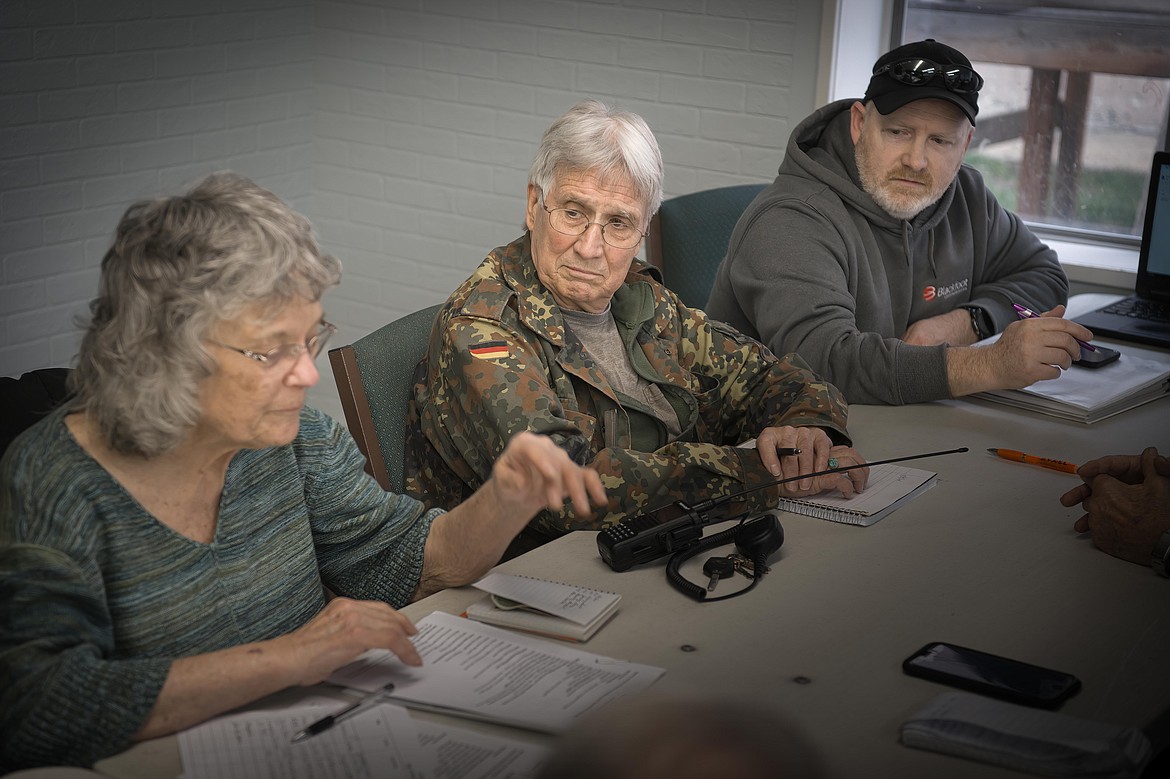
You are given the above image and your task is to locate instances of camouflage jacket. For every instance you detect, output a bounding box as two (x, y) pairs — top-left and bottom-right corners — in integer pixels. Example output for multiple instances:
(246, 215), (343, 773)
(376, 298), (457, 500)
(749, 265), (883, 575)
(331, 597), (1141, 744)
(404, 234), (851, 544)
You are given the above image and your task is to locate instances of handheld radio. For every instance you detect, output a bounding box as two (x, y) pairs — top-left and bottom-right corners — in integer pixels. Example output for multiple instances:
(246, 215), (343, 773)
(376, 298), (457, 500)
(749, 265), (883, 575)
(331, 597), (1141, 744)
(597, 446), (967, 571)
(596, 500), (708, 572)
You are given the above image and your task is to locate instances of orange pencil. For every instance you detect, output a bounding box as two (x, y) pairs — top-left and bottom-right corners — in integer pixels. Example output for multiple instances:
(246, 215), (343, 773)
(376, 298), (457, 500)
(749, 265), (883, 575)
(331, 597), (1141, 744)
(987, 448), (1078, 474)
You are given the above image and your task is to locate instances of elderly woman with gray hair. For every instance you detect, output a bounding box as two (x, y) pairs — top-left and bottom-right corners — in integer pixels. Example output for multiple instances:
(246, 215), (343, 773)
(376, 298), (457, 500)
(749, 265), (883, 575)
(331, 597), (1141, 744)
(0, 172), (605, 771)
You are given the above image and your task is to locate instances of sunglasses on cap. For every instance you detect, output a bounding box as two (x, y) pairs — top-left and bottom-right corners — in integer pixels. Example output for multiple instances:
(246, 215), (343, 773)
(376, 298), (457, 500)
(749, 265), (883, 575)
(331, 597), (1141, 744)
(873, 57), (984, 95)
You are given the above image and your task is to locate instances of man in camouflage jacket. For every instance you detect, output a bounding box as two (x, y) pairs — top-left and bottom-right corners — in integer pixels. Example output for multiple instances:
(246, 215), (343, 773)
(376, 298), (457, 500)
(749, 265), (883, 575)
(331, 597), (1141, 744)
(406, 233), (857, 543)
(405, 101), (864, 555)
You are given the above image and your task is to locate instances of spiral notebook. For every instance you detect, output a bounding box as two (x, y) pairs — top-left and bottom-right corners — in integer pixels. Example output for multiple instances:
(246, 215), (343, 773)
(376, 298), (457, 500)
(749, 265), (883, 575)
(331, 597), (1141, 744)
(776, 463), (937, 526)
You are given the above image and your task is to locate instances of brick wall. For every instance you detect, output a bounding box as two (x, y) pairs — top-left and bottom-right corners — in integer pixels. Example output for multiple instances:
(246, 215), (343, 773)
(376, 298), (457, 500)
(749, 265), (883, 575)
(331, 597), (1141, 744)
(312, 0), (822, 418)
(0, 0), (315, 378)
(1, 0), (824, 422)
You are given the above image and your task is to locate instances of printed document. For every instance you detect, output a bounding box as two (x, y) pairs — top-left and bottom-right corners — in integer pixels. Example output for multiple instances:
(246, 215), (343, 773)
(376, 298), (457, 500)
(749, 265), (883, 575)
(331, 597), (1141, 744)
(327, 611), (665, 733)
(178, 700), (550, 779)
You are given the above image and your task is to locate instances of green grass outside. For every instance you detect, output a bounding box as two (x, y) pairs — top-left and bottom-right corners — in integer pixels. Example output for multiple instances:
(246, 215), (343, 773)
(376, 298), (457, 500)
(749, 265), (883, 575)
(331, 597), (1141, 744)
(965, 153), (1145, 235)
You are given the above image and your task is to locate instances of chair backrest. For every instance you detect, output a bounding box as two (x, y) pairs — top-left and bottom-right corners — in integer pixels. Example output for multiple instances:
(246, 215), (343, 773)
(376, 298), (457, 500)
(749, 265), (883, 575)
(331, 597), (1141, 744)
(645, 183), (768, 309)
(1, 367), (73, 459)
(328, 304), (442, 493)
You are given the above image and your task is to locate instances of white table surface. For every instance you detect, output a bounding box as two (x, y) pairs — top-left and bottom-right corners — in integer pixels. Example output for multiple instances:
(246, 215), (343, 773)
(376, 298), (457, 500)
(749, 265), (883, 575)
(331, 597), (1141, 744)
(96, 294), (1170, 778)
(397, 399), (1168, 778)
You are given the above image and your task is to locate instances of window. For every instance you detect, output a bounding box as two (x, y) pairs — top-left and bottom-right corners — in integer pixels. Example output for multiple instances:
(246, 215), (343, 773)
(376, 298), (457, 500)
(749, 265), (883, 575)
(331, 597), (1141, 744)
(895, 1), (1170, 245)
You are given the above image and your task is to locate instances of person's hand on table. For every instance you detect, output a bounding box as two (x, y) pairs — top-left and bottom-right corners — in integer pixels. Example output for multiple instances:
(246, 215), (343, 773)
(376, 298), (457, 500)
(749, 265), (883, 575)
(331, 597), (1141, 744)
(1059, 447), (1170, 565)
(278, 597), (423, 683)
(945, 305), (1097, 396)
(987, 305), (1092, 386)
(755, 426), (868, 498)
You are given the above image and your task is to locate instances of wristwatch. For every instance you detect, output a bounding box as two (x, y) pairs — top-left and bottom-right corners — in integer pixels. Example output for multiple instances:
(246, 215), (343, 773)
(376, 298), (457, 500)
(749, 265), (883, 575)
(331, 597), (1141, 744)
(963, 306), (988, 341)
(1152, 529), (1170, 578)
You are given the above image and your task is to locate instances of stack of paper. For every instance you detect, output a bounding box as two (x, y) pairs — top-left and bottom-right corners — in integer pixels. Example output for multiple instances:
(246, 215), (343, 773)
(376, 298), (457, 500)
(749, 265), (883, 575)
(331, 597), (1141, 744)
(971, 339), (1170, 423)
(179, 699), (551, 779)
(179, 612), (664, 778)
(465, 572), (621, 641)
(328, 612), (664, 733)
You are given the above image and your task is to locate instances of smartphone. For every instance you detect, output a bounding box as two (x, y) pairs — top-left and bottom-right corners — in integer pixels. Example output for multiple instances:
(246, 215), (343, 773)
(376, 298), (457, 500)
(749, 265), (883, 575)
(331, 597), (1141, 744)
(903, 642), (1081, 708)
(1072, 344), (1120, 369)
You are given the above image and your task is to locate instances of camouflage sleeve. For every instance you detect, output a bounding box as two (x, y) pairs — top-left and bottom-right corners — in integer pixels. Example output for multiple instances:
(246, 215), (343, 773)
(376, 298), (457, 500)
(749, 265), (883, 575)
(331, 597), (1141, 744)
(613, 299), (852, 526)
(424, 308), (636, 532)
(427, 298), (851, 536)
(682, 305), (851, 446)
(425, 310), (588, 492)
(429, 313), (764, 532)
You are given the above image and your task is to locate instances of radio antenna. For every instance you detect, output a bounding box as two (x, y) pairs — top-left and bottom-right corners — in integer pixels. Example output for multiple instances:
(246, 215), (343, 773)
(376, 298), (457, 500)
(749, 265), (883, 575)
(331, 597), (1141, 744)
(686, 446), (969, 516)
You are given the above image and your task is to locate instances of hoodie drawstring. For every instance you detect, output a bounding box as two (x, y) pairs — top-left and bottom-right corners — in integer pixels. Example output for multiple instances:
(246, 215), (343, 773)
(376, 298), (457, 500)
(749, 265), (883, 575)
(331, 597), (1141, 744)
(902, 222), (938, 277)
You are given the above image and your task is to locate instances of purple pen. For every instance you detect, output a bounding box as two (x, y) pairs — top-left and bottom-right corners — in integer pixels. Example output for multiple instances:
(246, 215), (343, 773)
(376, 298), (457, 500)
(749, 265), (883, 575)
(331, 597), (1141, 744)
(1012, 303), (1097, 351)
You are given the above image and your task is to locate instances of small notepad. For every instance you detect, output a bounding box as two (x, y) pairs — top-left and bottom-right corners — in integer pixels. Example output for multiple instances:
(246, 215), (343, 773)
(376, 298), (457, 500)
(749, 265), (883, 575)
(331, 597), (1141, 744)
(466, 573), (621, 642)
(776, 463), (937, 526)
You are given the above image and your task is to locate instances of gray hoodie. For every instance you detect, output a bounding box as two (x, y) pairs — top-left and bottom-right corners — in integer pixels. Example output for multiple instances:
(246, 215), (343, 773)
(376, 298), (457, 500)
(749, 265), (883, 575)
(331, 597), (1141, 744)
(705, 99), (1068, 405)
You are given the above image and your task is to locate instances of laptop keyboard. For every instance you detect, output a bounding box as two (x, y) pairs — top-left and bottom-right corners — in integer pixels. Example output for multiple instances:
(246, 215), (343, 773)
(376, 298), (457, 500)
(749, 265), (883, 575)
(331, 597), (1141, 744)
(1102, 297), (1170, 324)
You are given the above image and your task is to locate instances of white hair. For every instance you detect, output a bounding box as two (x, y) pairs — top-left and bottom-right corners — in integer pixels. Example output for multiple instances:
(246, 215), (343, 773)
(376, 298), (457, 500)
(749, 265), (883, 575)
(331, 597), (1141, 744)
(529, 99), (664, 218)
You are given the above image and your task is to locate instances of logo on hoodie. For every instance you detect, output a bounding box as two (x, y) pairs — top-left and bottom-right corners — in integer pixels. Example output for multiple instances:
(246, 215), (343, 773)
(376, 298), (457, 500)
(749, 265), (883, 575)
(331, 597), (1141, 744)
(923, 279), (970, 302)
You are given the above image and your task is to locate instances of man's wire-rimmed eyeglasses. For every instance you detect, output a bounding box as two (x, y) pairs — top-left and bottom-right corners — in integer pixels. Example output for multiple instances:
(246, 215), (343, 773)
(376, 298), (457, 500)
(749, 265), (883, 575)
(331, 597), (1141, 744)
(542, 204), (646, 249)
(210, 320), (337, 369)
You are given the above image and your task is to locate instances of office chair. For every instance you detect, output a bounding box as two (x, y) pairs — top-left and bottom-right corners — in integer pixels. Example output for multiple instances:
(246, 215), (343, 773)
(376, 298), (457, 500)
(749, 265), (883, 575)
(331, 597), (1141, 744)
(1, 367), (72, 458)
(645, 183), (768, 309)
(328, 304), (442, 493)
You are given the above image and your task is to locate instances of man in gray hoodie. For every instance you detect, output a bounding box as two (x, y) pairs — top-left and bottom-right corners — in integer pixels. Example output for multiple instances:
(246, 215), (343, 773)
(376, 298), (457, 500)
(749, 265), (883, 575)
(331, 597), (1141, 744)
(706, 39), (1092, 405)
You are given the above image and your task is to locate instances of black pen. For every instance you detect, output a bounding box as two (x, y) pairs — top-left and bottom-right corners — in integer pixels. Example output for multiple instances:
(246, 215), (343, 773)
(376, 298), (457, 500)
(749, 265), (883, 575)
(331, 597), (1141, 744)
(777, 448), (801, 456)
(290, 682), (396, 743)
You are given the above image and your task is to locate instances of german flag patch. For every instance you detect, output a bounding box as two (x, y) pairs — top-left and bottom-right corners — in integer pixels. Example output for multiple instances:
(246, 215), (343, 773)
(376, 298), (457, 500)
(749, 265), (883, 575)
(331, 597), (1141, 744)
(469, 340), (509, 360)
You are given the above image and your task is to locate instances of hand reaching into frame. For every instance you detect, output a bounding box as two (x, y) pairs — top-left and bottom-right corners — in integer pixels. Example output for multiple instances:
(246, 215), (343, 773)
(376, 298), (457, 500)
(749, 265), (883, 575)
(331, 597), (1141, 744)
(1059, 447), (1170, 565)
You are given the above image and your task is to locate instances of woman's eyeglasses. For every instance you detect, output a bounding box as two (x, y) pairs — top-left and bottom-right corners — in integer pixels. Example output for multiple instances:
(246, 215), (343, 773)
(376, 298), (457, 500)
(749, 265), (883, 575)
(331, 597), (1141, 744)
(873, 57), (984, 95)
(210, 321), (337, 369)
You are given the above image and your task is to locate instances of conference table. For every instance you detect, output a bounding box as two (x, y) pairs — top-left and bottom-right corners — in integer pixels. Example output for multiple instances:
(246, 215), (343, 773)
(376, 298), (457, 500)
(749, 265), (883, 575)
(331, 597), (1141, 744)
(98, 296), (1169, 778)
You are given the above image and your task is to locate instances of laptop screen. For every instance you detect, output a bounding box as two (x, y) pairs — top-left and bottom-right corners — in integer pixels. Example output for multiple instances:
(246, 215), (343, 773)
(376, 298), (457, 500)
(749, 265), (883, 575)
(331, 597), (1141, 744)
(1146, 155), (1170, 276)
(1139, 151), (1170, 298)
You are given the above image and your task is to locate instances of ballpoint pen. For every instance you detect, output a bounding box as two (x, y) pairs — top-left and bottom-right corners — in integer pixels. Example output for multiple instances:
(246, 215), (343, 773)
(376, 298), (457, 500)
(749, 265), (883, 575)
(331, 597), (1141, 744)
(290, 682), (396, 743)
(1012, 303), (1097, 352)
(987, 448), (1078, 474)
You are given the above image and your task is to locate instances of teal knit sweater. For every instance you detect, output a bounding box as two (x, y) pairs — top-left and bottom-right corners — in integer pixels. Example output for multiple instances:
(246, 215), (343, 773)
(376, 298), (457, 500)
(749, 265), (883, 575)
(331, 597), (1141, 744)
(0, 406), (440, 770)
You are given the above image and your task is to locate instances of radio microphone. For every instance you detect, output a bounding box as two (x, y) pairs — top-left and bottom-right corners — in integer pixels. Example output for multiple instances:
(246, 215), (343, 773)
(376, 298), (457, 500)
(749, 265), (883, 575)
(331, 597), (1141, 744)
(597, 446), (968, 571)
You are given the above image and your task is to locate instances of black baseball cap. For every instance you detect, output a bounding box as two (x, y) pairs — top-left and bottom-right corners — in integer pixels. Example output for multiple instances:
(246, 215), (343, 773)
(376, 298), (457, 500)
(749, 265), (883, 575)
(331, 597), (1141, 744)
(864, 39), (981, 124)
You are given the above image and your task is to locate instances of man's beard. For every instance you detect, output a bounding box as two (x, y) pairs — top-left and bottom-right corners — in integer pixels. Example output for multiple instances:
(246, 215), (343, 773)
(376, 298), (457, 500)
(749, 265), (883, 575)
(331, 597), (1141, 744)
(855, 136), (947, 221)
